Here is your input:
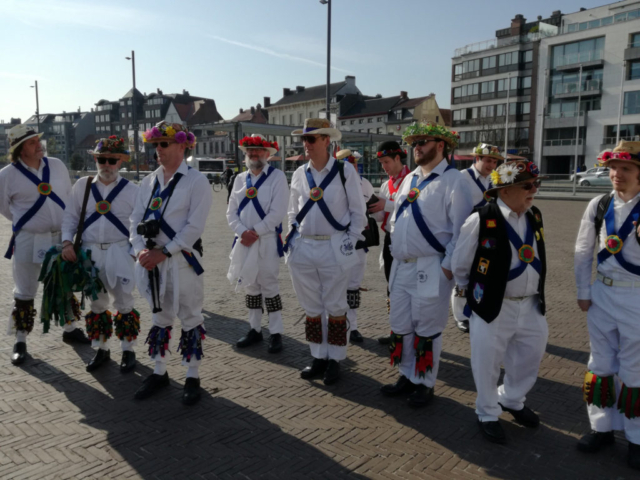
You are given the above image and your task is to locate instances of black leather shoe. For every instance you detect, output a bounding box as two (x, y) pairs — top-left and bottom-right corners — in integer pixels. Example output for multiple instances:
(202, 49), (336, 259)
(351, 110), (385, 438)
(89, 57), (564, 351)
(499, 403), (539, 428)
(236, 329), (263, 348)
(182, 377), (201, 406)
(350, 330), (364, 343)
(86, 349), (110, 372)
(377, 335), (391, 345)
(477, 420), (507, 444)
(323, 360), (341, 385)
(407, 385), (434, 407)
(629, 442), (640, 470)
(120, 351), (136, 373)
(300, 358), (327, 380)
(62, 328), (91, 344)
(456, 320), (469, 333)
(11, 342), (27, 365)
(134, 372), (169, 400)
(380, 375), (417, 397)
(267, 333), (283, 353)
(576, 430), (615, 453)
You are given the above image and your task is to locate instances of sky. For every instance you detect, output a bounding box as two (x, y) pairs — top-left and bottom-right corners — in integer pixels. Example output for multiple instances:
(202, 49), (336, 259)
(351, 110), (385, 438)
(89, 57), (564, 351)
(0, 0), (606, 124)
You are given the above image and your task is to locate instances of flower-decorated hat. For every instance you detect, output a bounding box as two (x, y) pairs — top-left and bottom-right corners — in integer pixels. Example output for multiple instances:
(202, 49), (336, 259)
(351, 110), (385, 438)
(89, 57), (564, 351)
(90, 136), (130, 161)
(142, 121), (196, 149)
(376, 140), (407, 160)
(598, 140), (640, 167)
(486, 160), (548, 196)
(402, 122), (459, 149)
(336, 149), (361, 164)
(239, 134), (279, 155)
(470, 143), (504, 161)
(291, 118), (342, 141)
(8, 123), (43, 154)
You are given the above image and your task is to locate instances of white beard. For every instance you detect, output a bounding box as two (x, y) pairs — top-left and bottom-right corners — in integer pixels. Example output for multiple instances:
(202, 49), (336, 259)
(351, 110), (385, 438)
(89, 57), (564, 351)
(98, 168), (117, 183)
(244, 156), (268, 171)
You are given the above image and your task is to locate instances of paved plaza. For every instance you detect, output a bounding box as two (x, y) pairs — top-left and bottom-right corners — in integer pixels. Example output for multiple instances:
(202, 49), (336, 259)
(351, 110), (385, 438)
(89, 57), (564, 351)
(0, 192), (635, 479)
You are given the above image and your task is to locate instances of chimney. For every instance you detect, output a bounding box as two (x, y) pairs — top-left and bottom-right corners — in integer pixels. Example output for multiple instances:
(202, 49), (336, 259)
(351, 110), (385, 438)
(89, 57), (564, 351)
(552, 10), (561, 17)
(345, 75), (356, 86)
(511, 14), (525, 37)
(239, 108), (244, 114)
(283, 88), (291, 96)
(256, 103), (262, 111)
(400, 91), (408, 99)
(264, 96), (271, 107)
(296, 86), (305, 93)
(157, 88), (162, 94)
(250, 106), (255, 114)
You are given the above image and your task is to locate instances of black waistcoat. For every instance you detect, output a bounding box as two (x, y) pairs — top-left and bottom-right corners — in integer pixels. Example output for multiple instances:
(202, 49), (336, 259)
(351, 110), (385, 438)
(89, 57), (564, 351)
(466, 202), (547, 323)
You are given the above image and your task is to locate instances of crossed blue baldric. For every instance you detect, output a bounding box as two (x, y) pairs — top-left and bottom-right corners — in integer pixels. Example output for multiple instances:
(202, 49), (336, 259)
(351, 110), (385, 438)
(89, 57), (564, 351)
(466, 167), (493, 209)
(597, 198), (640, 275)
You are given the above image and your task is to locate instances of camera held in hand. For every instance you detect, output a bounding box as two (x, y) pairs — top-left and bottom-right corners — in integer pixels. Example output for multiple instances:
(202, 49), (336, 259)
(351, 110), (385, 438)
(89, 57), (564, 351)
(136, 219), (161, 238)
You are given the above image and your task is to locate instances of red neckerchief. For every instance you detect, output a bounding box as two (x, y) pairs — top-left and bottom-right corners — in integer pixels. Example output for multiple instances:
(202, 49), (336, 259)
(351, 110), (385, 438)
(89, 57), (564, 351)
(381, 165), (410, 232)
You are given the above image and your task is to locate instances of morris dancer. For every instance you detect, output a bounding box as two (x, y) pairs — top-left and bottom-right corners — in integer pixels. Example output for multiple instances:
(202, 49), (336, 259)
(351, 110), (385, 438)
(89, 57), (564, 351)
(574, 142), (640, 470)
(131, 122), (212, 405)
(227, 134), (289, 353)
(61, 137), (139, 372)
(285, 119), (366, 385)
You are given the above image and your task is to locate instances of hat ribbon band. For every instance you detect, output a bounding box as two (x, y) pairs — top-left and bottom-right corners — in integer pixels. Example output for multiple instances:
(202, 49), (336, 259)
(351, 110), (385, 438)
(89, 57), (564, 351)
(10, 130), (38, 147)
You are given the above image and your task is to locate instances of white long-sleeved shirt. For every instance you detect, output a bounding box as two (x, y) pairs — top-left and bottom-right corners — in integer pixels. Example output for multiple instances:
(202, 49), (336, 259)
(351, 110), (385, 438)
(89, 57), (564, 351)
(62, 175), (138, 244)
(130, 161), (213, 256)
(574, 191), (640, 300)
(460, 164), (491, 212)
(390, 161), (467, 270)
(0, 156), (71, 233)
(226, 166), (289, 237)
(452, 198), (541, 298)
(371, 166), (410, 232)
(288, 157), (366, 240)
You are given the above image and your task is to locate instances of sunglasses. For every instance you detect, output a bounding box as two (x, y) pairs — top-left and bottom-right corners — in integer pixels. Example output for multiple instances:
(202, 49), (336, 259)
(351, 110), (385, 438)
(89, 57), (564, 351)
(155, 142), (170, 149)
(97, 158), (119, 165)
(520, 179), (542, 190)
(301, 135), (323, 144)
(411, 139), (437, 148)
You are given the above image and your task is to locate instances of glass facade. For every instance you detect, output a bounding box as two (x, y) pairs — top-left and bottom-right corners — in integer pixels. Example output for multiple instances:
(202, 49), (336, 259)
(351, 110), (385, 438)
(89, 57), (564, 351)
(551, 37), (604, 68)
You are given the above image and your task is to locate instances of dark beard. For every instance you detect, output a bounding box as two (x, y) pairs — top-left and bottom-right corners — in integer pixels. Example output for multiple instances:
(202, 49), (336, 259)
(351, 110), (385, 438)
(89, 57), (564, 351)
(415, 147), (438, 166)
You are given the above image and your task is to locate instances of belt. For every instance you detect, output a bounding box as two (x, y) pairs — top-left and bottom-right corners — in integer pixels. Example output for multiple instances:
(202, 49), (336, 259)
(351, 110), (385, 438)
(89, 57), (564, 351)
(85, 239), (130, 251)
(402, 258), (417, 263)
(597, 272), (640, 288)
(505, 295), (533, 301)
(301, 235), (331, 241)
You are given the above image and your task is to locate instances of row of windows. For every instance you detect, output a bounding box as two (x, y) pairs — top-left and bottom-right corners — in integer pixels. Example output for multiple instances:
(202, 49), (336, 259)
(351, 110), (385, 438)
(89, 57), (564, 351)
(340, 116), (385, 126)
(96, 104), (112, 111)
(144, 109), (162, 118)
(198, 142), (228, 155)
(453, 50), (533, 80)
(147, 98), (164, 105)
(453, 101), (530, 121)
(458, 128), (529, 144)
(96, 114), (111, 123)
(453, 76), (531, 98)
(551, 37), (604, 69)
(564, 9), (640, 34)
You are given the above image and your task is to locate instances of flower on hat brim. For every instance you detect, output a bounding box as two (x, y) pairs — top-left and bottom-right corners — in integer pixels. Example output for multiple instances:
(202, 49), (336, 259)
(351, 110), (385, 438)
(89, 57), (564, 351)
(402, 122), (459, 149)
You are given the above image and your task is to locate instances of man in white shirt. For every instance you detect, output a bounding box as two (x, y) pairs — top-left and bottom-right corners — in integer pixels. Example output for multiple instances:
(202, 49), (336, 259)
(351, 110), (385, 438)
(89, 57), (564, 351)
(574, 141), (640, 471)
(227, 134), (289, 353)
(61, 137), (139, 373)
(452, 160), (548, 444)
(0, 123), (88, 366)
(380, 122), (465, 408)
(285, 118), (366, 385)
(369, 141), (410, 343)
(452, 143), (502, 333)
(337, 149), (374, 343)
(130, 122), (213, 405)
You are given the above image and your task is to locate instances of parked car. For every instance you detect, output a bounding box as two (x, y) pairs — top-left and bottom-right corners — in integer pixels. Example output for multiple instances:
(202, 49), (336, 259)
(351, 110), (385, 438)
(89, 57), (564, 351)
(570, 166), (608, 182)
(579, 169), (612, 187)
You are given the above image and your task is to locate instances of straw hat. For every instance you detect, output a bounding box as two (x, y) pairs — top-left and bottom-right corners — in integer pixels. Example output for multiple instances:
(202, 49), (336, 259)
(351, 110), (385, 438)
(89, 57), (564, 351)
(402, 122), (459, 149)
(470, 143), (504, 161)
(142, 121), (196, 149)
(239, 134), (279, 155)
(90, 136), (130, 161)
(598, 140), (640, 167)
(291, 118), (341, 141)
(8, 123), (43, 153)
(336, 149), (361, 163)
(486, 160), (548, 197)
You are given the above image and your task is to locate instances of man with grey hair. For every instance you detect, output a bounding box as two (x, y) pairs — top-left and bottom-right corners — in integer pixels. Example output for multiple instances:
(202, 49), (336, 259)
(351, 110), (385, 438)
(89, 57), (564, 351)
(227, 135), (289, 353)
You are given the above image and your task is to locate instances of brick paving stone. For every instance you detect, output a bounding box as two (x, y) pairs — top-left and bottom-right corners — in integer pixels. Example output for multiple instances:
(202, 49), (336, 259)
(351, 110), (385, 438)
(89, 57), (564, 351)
(0, 194), (636, 478)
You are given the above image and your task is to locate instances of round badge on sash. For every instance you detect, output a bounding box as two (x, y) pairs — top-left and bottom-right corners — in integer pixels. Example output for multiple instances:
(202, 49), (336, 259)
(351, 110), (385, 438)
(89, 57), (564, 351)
(518, 244), (535, 263)
(246, 187), (258, 199)
(483, 191), (492, 202)
(310, 187), (323, 202)
(96, 200), (111, 215)
(149, 197), (163, 211)
(605, 234), (623, 254)
(407, 187), (420, 203)
(37, 182), (52, 196)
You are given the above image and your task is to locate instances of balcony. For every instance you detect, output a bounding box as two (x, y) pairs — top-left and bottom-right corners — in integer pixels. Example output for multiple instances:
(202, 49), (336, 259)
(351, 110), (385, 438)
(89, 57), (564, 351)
(553, 51), (604, 71)
(600, 135), (640, 151)
(625, 42), (640, 61)
(552, 79), (602, 99)
(542, 138), (585, 156)
(453, 31), (556, 57)
(544, 111), (586, 129)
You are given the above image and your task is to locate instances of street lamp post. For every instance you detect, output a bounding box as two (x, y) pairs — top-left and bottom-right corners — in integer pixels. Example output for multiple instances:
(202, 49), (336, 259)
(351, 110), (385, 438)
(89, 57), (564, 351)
(31, 81), (40, 132)
(320, 0), (331, 120)
(125, 50), (140, 179)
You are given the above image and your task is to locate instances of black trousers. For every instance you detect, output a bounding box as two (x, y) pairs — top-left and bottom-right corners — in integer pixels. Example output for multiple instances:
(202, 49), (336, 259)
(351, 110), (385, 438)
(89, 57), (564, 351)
(383, 231), (393, 296)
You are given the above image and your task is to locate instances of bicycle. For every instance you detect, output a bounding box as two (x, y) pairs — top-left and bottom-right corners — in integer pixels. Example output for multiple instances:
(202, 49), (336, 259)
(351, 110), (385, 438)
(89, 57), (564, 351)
(211, 175), (223, 192)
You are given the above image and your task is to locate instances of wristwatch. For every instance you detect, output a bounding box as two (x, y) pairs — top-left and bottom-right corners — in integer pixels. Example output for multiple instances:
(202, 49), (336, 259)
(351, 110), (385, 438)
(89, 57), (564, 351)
(161, 247), (172, 258)
(454, 285), (467, 297)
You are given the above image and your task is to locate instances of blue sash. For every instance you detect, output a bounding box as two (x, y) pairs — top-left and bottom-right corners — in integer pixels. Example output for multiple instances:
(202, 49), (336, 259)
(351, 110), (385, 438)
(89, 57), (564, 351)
(143, 172), (204, 275)
(395, 165), (455, 254)
(233, 166), (283, 257)
(82, 178), (130, 238)
(505, 218), (542, 280)
(4, 157), (66, 259)
(596, 198), (640, 276)
(466, 167), (492, 209)
(283, 161), (348, 252)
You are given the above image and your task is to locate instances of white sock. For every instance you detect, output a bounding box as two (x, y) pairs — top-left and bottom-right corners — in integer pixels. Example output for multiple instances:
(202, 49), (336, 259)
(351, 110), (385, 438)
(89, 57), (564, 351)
(16, 331), (28, 342)
(63, 321), (77, 333)
(121, 339), (135, 352)
(98, 337), (109, 350)
(153, 361), (167, 376)
(186, 366), (199, 379)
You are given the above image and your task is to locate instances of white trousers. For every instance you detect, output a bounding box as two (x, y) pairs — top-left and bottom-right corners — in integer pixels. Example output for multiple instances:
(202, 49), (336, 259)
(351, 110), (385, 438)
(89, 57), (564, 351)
(450, 290), (470, 323)
(149, 254), (204, 367)
(244, 238), (282, 335)
(586, 279), (640, 443)
(389, 260), (453, 387)
(288, 238), (349, 361)
(470, 295), (548, 422)
(346, 249), (367, 331)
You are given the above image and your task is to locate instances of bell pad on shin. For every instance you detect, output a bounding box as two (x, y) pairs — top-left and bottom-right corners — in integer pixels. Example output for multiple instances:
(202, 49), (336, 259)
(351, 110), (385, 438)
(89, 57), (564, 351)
(12, 298), (36, 333)
(246, 294), (263, 309)
(328, 315), (348, 346)
(346, 289), (361, 309)
(264, 295), (283, 313)
(305, 316), (322, 344)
